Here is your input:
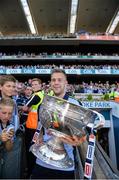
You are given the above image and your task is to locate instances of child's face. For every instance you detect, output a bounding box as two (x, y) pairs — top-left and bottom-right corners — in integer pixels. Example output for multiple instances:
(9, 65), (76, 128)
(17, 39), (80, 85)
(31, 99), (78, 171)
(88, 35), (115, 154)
(0, 105), (13, 124)
(0, 81), (16, 98)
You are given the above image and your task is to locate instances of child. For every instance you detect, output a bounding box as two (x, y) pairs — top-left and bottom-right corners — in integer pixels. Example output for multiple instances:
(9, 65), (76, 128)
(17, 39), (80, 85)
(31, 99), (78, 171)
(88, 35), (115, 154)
(0, 98), (15, 151)
(0, 75), (19, 131)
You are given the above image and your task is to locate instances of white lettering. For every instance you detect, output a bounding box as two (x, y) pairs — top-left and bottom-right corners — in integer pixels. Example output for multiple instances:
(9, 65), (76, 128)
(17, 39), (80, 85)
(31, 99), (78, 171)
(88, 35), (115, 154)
(6, 69), (21, 74)
(82, 101), (111, 108)
(23, 69), (34, 74)
(35, 69), (51, 74)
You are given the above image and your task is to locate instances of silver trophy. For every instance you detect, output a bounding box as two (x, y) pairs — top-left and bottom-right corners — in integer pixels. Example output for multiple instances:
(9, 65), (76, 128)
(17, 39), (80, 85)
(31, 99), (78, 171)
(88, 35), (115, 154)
(30, 94), (105, 169)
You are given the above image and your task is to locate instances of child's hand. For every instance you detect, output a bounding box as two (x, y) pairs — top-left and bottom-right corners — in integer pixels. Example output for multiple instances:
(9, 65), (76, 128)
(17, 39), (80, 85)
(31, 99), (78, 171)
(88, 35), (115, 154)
(7, 129), (14, 140)
(0, 129), (9, 142)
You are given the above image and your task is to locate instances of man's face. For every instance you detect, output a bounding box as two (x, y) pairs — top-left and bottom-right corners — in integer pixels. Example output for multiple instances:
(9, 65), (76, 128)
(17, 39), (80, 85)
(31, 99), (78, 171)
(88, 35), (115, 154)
(16, 83), (24, 94)
(0, 105), (13, 124)
(24, 87), (33, 97)
(31, 81), (42, 92)
(51, 72), (67, 97)
(0, 81), (16, 98)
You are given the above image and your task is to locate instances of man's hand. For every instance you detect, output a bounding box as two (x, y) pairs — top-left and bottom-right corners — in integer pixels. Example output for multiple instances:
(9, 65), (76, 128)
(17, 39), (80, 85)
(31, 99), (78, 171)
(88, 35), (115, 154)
(59, 135), (86, 146)
(21, 105), (29, 112)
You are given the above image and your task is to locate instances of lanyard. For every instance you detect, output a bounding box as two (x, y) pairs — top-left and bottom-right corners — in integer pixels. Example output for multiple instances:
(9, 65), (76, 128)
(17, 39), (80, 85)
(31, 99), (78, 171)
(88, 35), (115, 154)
(84, 124), (96, 179)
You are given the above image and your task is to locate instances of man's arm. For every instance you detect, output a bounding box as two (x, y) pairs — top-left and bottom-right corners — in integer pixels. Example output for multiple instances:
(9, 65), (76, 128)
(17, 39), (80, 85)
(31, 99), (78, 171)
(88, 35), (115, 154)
(59, 135), (86, 146)
(22, 94), (41, 111)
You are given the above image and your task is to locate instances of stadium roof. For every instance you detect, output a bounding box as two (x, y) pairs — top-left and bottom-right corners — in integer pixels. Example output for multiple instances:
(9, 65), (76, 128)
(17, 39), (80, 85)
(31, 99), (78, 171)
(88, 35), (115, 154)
(0, 0), (119, 36)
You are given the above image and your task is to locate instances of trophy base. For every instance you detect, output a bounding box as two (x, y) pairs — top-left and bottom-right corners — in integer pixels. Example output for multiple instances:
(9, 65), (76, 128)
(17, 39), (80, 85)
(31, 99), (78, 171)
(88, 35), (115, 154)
(30, 142), (74, 170)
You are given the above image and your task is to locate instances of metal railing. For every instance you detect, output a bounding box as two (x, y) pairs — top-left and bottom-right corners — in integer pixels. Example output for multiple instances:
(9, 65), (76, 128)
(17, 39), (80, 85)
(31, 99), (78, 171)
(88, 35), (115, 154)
(75, 140), (119, 179)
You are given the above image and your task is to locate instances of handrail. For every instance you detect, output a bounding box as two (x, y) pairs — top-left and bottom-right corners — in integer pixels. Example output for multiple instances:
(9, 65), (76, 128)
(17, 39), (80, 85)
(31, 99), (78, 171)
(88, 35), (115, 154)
(75, 140), (119, 179)
(95, 141), (119, 178)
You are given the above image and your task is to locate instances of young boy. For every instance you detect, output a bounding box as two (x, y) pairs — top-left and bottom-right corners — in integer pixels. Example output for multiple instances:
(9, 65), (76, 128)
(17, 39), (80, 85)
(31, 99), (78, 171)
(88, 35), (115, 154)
(0, 75), (19, 131)
(0, 75), (16, 99)
(0, 98), (15, 151)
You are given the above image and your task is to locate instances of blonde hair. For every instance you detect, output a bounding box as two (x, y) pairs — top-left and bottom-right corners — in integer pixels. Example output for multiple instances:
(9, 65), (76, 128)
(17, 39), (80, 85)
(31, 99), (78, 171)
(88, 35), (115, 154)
(31, 78), (42, 84)
(0, 98), (15, 109)
(51, 69), (67, 80)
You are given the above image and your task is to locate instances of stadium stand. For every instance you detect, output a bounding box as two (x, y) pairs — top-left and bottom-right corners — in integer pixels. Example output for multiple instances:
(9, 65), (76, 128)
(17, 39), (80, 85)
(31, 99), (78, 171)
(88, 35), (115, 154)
(0, 0), (119, 179)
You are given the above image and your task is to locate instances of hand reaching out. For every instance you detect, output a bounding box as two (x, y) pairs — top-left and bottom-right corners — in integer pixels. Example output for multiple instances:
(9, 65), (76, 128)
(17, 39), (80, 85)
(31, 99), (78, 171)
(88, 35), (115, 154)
(21, 105), (29, 112)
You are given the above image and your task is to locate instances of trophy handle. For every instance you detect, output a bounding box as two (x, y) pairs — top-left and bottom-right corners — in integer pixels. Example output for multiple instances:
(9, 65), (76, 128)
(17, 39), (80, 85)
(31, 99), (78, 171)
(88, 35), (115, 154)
(93, 110), (105, 129)
(85, 110), (105, 133)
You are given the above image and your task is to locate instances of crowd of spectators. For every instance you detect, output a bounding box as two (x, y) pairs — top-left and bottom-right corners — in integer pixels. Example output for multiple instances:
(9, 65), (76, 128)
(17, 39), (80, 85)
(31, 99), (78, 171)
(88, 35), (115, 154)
(0, 33), (76, 39)
(14, 80), (119, 95)
(0, 64), (119, 70)
(0, 52), (119, 58)
(0, 31), (119, 39)
(0, 74), (118, 178)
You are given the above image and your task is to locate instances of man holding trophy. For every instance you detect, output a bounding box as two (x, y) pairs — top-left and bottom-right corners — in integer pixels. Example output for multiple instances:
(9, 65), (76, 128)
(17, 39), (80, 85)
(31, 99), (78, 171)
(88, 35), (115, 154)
(30, 69), (104, 179)
(30, 69), (86, 179)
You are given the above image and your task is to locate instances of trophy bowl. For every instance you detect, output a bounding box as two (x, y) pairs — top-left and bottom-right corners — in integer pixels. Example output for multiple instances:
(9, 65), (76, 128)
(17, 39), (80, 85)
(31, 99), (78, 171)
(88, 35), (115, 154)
(30, 94), (105, 169)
